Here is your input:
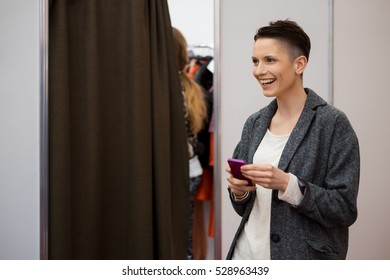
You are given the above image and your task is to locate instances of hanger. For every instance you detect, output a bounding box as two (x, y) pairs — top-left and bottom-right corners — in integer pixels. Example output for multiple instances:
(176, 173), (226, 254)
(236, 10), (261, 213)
(188, 44), (214, 61)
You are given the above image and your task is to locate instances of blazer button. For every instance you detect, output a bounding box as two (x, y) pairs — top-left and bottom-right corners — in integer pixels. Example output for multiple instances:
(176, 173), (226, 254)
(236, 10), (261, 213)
(271, 234), (281, 243)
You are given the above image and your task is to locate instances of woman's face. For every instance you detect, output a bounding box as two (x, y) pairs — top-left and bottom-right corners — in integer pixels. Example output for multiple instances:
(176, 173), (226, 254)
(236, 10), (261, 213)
(251, 38), (301, 98)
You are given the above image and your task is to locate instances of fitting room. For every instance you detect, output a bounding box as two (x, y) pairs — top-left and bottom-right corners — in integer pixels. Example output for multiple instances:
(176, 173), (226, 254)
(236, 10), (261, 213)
(1, 0), (389, 260)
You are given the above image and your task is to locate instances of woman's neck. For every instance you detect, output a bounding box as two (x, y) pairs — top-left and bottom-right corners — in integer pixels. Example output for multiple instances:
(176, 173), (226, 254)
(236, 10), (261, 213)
(269, 88), (307, 135)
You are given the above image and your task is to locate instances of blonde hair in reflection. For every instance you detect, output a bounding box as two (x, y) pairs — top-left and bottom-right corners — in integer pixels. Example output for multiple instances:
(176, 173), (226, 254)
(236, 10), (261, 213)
(172, 27), (207, 134)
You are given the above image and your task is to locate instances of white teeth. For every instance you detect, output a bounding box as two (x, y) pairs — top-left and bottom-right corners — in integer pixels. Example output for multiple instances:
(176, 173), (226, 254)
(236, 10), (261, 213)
(261, 79), (275, 84)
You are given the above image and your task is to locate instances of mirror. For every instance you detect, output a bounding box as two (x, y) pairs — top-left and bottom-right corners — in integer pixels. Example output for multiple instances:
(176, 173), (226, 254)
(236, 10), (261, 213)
(168, 0), (216, 260)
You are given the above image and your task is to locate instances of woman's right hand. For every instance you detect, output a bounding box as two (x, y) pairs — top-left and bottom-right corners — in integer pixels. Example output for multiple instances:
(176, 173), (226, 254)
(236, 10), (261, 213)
(226, 166), (257, 197)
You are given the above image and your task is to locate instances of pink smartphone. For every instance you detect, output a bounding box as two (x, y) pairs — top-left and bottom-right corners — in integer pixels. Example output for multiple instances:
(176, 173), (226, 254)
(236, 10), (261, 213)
(227, 158), (253, 186)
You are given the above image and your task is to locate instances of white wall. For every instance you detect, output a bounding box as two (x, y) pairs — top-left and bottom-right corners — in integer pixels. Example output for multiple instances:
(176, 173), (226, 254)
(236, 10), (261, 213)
(167, 0), (214, 46)
(0, 0), (41, 259)
(334, 0), (390, 259)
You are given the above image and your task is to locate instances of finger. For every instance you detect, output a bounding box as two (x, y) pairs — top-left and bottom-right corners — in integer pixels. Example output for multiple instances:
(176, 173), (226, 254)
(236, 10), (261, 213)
(228, 176), (250, 186)
(228, 180), (257, 193)
(227, 175), (254, 187)
(242, 169), (272, 180)
(229, 184), (256, 194)
(241, 164), (272, 172)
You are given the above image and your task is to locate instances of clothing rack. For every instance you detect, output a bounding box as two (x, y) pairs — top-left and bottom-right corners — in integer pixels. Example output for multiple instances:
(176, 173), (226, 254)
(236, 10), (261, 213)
(188, 44), (214, 59)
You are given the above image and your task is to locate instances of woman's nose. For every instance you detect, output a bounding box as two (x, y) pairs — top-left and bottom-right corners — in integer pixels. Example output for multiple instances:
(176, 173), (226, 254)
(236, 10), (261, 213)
(253, 63), (266, 76)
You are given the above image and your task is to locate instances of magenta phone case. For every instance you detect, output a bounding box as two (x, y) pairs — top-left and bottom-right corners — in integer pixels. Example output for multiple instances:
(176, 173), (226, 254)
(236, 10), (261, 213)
(227, 158), (253, 185)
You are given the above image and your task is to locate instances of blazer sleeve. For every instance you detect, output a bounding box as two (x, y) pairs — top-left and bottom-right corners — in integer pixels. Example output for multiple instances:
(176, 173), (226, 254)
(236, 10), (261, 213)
(294, 112), (360, 228)
(227, 114), (258, 216)
(228, 188), (254, 217)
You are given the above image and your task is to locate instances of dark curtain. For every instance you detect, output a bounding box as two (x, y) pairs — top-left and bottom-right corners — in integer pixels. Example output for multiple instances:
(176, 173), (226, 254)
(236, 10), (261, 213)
(48, 0), (189, 259)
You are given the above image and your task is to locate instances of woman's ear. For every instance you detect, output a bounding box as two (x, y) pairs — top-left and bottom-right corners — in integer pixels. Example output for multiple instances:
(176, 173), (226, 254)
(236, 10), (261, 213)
(295, 55), (308, 75)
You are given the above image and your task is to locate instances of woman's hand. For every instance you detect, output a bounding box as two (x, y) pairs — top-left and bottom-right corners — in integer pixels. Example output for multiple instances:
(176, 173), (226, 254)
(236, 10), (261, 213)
(226, 166), (257, 197)
(240, 164), (290, 192)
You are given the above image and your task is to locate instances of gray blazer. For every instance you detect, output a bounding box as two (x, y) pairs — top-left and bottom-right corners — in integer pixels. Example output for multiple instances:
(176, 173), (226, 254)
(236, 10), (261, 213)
(227, 88), (360, 260)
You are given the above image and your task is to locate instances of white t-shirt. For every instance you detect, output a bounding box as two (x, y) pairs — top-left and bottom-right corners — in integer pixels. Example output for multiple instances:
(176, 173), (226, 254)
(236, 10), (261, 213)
(232, 129), (303, 260)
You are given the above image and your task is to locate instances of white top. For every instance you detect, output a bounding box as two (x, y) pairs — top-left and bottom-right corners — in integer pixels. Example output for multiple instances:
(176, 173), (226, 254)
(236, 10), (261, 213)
(232, 129), (303, 260)
(189, 155), (203, 178)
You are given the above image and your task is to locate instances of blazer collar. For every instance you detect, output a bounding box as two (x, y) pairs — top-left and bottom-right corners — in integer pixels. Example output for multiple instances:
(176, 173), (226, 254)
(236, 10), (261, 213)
(248, 88), (327, 170)
(281, 88), (327, 170)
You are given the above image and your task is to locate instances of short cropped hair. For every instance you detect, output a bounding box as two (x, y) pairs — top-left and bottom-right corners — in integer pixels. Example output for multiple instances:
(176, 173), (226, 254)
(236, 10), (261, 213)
(254, 20), (311, 62)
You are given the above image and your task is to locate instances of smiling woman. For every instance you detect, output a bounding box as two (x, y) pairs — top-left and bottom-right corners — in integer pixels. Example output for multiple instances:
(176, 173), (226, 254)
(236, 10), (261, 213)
(251, 38), (307, 99)
(225, 20), (360, 260)
(217, 0), (335, 259)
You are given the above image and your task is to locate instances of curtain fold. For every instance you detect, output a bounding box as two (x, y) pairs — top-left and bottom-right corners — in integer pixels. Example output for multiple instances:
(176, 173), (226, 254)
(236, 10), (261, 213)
(49, 0), (189, 259)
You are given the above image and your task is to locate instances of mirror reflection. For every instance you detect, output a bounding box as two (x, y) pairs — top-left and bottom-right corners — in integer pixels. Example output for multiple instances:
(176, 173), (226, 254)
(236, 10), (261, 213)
(168, 0), (215, 260)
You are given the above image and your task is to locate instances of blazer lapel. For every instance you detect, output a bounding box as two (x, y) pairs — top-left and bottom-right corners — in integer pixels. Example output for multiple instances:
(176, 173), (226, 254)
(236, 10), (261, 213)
(278, 108), (315, 171)
(247, 89), (326, 168)
(278, 89), (325, 171)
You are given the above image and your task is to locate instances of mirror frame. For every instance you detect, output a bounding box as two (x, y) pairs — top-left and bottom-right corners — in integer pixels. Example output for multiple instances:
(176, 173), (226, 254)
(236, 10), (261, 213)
(39, 0), (49, 260)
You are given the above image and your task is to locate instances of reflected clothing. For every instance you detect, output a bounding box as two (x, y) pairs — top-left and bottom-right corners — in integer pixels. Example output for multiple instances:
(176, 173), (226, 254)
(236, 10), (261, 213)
(227, 89), (360, 260)
(182, 85), (207, 259)
(187, 175), (201, 259)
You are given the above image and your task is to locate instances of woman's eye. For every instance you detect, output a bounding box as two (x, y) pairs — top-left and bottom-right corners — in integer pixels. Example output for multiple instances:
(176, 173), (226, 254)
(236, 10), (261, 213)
(252, 58), (259, 65)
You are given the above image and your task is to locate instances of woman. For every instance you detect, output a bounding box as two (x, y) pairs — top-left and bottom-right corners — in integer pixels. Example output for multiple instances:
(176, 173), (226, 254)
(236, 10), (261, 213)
(172, 27), (208, 260)
(226, 20), (360, 260)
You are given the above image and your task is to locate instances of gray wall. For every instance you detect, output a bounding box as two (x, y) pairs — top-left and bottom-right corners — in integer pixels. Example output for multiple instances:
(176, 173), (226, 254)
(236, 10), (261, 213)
(0, 0), (41, 259)
(333, 0), (390, 259)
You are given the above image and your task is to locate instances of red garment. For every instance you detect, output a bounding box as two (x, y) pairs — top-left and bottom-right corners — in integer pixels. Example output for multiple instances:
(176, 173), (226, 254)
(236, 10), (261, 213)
(194, 132), (215, 238)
